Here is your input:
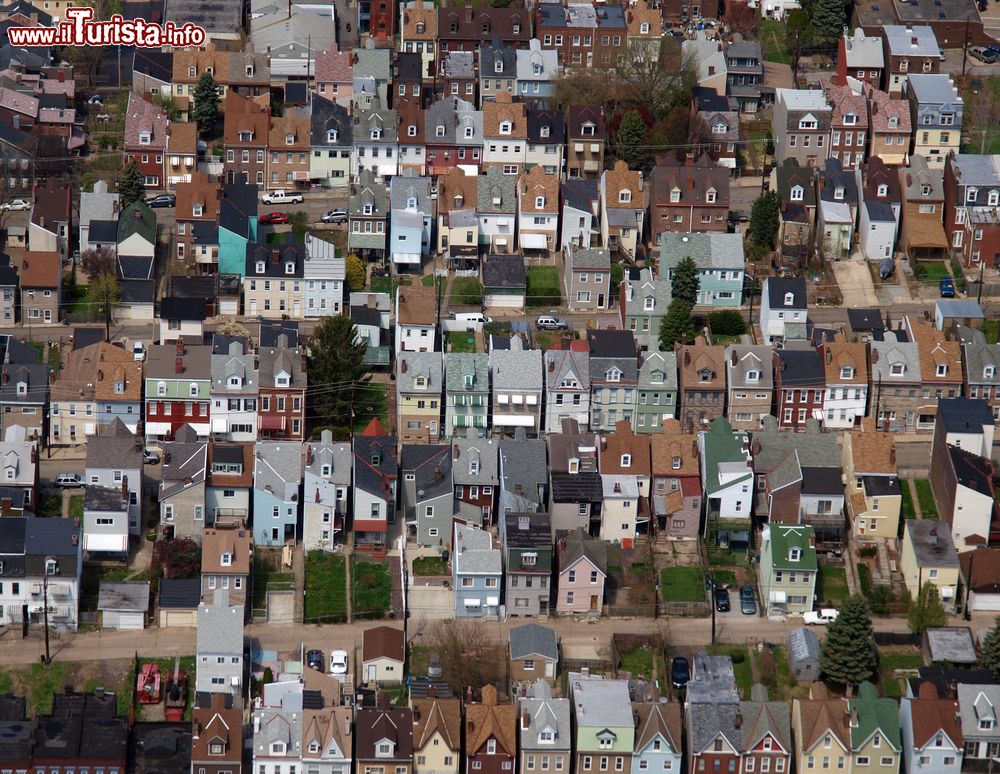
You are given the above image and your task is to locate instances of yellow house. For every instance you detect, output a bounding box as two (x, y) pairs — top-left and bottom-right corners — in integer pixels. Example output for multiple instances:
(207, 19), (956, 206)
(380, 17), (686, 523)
(792, 686), (851, 774)
(848, 682), (901, 773)
(900, 519), (960, 610)
(906, 75), (963, 171)
(842, 421), (902, 539)
(413, 696), (462, 774)
(396, 352), (443, 444)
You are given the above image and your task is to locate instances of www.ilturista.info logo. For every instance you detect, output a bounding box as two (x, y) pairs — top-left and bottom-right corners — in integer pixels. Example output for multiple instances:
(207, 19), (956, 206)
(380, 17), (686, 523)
(8, 7), (207, 47)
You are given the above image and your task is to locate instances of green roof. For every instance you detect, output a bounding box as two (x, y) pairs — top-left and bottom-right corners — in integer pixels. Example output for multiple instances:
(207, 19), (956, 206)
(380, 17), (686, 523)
(701, 417), (752, 496)
(364, 345), (391, 366)
(767, 525), (818, 571)
(117, 200), (157, 245)
(848, 681), (901, 750)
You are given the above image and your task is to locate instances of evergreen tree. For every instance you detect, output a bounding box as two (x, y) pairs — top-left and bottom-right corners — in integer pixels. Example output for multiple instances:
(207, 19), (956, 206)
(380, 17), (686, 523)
(749, 190), (781, 250)
(982, 618), (1000, 680)
(811, 0), (846, 47)
(615, 110), (648, 170)
(907, 583), (948, 634)
(191, 72), (221, 137)
(820, 595), (877, 689)
(658, 299), (694, 349)
(670, 256), (700, 307)
(306, 315), (372, 428)
(117, 159), (145, 208)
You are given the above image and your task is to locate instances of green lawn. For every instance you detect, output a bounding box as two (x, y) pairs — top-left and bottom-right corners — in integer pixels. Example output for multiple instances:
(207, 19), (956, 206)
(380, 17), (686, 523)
(912, 261), (951, 282)
(660, 566), (706, 602)
(532, 330), (569, 351)
(711, 569), (737, 587)
(420, 274), (436, 287)
(448, 277), (484, 306)
(350, 383), (390, 433)
(370, 276), (398, 296)
(11, 662), (69, 715)
(857, 562), (873, 596)
(759, 18), (790, 64)
(409, 644), (430, 675)
(304, 551), (347, 622)
(983, 319), (1000, 345)
(618, 645), (656, 680)
(68, 496), (84, 519)
(711, 645), (753, 698)
(412, 556), (449, 576)
(816, 565), (848, 606)
(914, 479), (938, 518)
(526, 266), (561, 308)
(900, 481), (916, 521)
(445, 331), (477, 353)
(879, 651), (923, 671)
(353, 560), (392, 619)
(38, 493), (62, 517)
(252, 553), (294, 610)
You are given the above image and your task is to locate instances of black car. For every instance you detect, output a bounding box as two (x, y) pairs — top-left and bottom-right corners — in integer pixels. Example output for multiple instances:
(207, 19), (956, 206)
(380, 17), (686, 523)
(146, 194), (176, 208)
(714, 586), (731, 612)
(671, 656), (690, 688)
(306, 649), (324, 671)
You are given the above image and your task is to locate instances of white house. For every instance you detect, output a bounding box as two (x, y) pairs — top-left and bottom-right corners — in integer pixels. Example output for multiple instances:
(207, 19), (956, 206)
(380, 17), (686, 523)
(394, 285), (437, 353)
(303, 233), (345, 318)
(85, 419), (143, 535)
(759, 277), (808, 343)
(561, 179), (599, 251)
(210, 340), (259, 442)
(858, 198), (898, 262)
(600, 474), (639, 545)
(361, 625), (405, 685)
(303, 430), (352, 551)
(698, 418), (754, 528)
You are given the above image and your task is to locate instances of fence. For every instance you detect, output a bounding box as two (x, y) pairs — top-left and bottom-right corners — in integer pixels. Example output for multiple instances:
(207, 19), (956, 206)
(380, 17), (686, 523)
(966, 281), (1000, 298)
(873, 631), (920, 647)
(658, 600), (711, 617)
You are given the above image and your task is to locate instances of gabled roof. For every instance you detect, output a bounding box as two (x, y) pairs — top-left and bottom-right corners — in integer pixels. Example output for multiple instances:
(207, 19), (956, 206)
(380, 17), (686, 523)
(362, 625), (404, 663)
(509, 623), (558, 661)
(908, 682), (963, 750)
(740, 693), (791, 754)
(634, 702), (682, 754)
(848, 681), (900, 750)
(355, 707), (414, 759)
(559, 527), (607, 574)
(124, 91), (168, 149)
(412, 697), (461, 751)
(466, 685), (517, 756)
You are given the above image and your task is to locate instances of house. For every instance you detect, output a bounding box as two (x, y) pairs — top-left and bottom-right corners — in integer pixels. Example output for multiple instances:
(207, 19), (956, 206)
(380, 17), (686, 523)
(252, 692), (304, 774)
(441, 52), (477, 104)
(426, 95), (483, 177)
(395, 285), (437, 353)
(266, 111), (311, 190)
(740, 688), (792, 774)
(208, 338), (258, 442)
(600, 161), (644, 258)
(257, 335), (307, 441)
(630, 702), (682, 774)
(516, 40), (559, 105)
(491, 339), (543, 437)
(201, 524), (251, 607)
(310, 96), (352, 188)
(900, 682), (963, 774)
(677, 340), (727, 434)
(452, 432), (499, 527)
(520, 682), (571, 774)
(635, 351), (677, 433)
(0, 516), (82, 631)
(649, 156), (730, 238)
(28, 180), (72, 261)
(760, 277), (808, 344)
(0, 255), (16, 325)
(482, 92), (527, 175)
(170, 46), (269, 116)
(960, 326), (1000, 422)
(943, 154), (1000, 269)
(123, 92), (168, 188)
(191, 694), (244, 774)
(587, 329), (639, 433)
(480, 40), (517, 104)
(659, 233), (745, 307)
(791, 688), (850, 774)
(837, 28), (884, 85)
(726, 344), (774, 431)
(117, 197), (156, 258)
(935, 396), (995, 457)
(397, 97), (427, 175)
(361, 625), (404, 685)
(772, 89), (831, 169)
(79, 179), (119, 255)
(195, 589), (244, 696)
(848, 682), (901, 771)
(561, 179), (599, 251)
(773, 349), (826, 431)
(412, 693), (461, 774)
(869, 87), (911, 167)
(160, 297), (208, 345)
(565, 245), (611, 311)
(252, 440), (302, 548)
(32, 690), (129, 774)
(242, 243), (305, 320)
(819, 333), (869, 429)
(477, 166), (519, 253)
(695, 96), (741, 169)
(518, 165), (559, 252)
(698, 418), (753, 538)
(19, 250), (60, 324)
(650, 420), (702, 541)
(436, 4), (531, 55)
(445, 353), (489, 437)
(465, 685), (517, 774)
(958, 683), (1000, 764)
(402, 443), (452, 548)
(525, 108), (563, 175)
(218, 181), (259, 275)
(770, 159), (817, 267)
(816, 160), (857, 261)
(206, 440), (254, 529)
(787, 628), (821, 682)
(483, 254), (526, 309)
(85, 418), (142, 536)
(908, 318), (963, 429)
(619, 268), (671, 343)
(498, 432), (547, 514)
(501, 512), (552, 617)
(389, 172), (434, 272)
(900, 156), (947, 260)
(882, 25), (940, 96)
(302, 431), (352, 551)
(842, 420), (902, 540)
(157, 577), (200, 627)
(144, 341), (212, 443)
(930, 433), (998, 551)
(822, 78), (869, 173)
(565, 105), (606, 180)
(97, 580), (149, 630)
(352, 419), (397, 553)
(570, 676), (634, 774)
(158, 425), (208, 541)
(547, 421), (603, 537)
(544, 344), (591, 433)
(47, 341), (101, 446)
(351, 99), (398, 179)
(453, 522), (502, 619)
(437, 167), (479, 269)
(908, 74), (962, 172)
(509, 623), (558, 685)
(396, 352), (443, 445)
(348, 169), (388, 262)
(556, 527), (606, 615)
(683, 32), (727, 93)
(222, 92), (269, 186)
(759, 524), (818, 614)
(400, 1), (437, 81)
(165, 121), (198, 188)
(535, 4), (624, 71)
(687, 701), (741, 774)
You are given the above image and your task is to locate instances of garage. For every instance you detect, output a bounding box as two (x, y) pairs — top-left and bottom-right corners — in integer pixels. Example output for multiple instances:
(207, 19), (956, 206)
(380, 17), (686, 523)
(98, 580), (150, 630)
(158, 577), (201, 627)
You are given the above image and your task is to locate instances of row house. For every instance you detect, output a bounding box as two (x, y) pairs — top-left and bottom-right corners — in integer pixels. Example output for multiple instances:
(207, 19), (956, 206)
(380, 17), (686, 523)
(907, 74), (961, 171)
(772, 159), (817, 264)
(692, 90), (741, 169)
(519, 165), (559, 252)
(600, 161), (644, 258)
(18, 251), (60, 328)
(636, 351), (678, 434)
(145, 340), (212, 443)
(223, 92), (270, 186)
(171, 45), (269, 120)
(726, 41), (765, 115)
(944, 153), (1000, 269)
(882, 24), (940, 96)
(842, 419), (901, 539)
(566, 105), (606, 180)
(571, 676), (634, 774)
(314, 48), (354, 106)
(516, 40), (559, 106)
(491, 338), (544, 437)
(649, 155), (730, 238)
(175, 172), (222, 265)
(397, 352), (443, 444)
(659, 233), (745, 307)
(210, 338), (258, 442)
(525, 108), (563, 175)
(483, 93), (527, 175)
(900, 155), (948, 260)
(501, 510), (552, 616)
(267, 111), (311, 190)
(404, 443), (453, 547)
(858, 157), (902, 262)
(123, 92), (169, 188)
(206, 440), (254, 529)
(425, 95), (483, 176)
(818, 158), (859, 261)
(437, 165), (479, 267)
(561, 178), (600, 251)
(398, 97), (427, 175)
(650, 420), (701, 540)
(478, 167), (518, 253)
(437, 4), (531, 56)
(868, 87), (911, 167)
(480, 40), (517, 104)
(258, 334), (307, 441)
(353, 100), (400, 179)
(389, 171), (434, 272)
(837, 28), (884, 85)
(353, 419), (398, 552)
(544, 343), (591, 433)
(159, 424), (209, 541)
(401, 1), (438, 80)
(442, 51), (477, 103)
(961, 326), (1000, 420)
(453, 432), (498, 527)
(726, 344), (774, 432)
(823, 78), (868, 173)
(243, 243), (305, 319)
(165, 121), (198, 188)
(350, 169), (389, 261)
(535, 4), (627, 70)
(302, 431), (352, 550)
(252, 440), (303, 547)
(678, 340), (726, 434)
(547, 422), (602, 537)
(589, 329), (638, 433)
(773, 88), (831, 170)
(311, 96), (353, 189)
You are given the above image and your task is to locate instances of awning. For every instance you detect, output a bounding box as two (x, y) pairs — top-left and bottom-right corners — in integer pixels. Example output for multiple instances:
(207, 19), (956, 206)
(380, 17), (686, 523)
(486, 596), (499, 606)
(85, 423), (96, 436)
(521, 233), (548, 250)
(145, 422), (172, 436)
(84, 533), (128, 553)
(494, 237), (508, 246)
(770, 590), (787, 604)
(211, 418), (228, 433)
(259, 415), (286, 430)
(193, 424), (211, 437)
(463, 598), (481, 607)
(492, 414), (535, 427)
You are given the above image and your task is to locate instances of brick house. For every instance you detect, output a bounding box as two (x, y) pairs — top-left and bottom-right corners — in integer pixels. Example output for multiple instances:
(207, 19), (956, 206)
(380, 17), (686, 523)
(437, 4), (531, 56)
(464, 686), (517, 774)
(837, 28), (884, 85)
(267, 112), (311, 190)
(677, 339), (726, 434)
(900, 155), (948, 261)
(123, 92), (168, 189)
(868, 87), (911, 167)
(882, 25), (940, 97)
(566, 105), (606, 180)
(649, 154), (730, 238)
(223, 92), (270, 186)
(19, 250), (60, 324)
(258, 335), (307, 440)
(175, 171), (222, 265)
(774, 348), (826, 430)
(943, 153), (1000, 268)
(823, 78), (869, 173)
(191, 693), (244, 774)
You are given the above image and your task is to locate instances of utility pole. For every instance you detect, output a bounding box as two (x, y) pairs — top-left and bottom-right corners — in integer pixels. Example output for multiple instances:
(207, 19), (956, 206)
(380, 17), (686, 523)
(103, 282), (111, 343)
(746, 268), (757, 344)
(962, 17), (972, 78)
(42, 559), (50, 664)
(875, 374), (884, 432)
(978, 261), (985, 305)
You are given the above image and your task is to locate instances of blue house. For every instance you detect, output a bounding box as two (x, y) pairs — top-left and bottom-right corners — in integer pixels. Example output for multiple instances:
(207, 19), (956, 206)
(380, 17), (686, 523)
(453, 522), (502, 619)
(658, 233), (745, 308)
(389, 172), (433, 273)
(631, 703), (683, 774)
(252, 440), (302, 547)
(219, 182), (259, 276)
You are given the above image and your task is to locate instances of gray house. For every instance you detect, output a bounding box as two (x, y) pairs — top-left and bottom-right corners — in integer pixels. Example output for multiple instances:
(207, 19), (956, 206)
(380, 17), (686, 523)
(490, 339), (543, 438)
(401, 443), (453, 547)
(501, 511), (552, 617)
(83, 485), (130, 559)
(302, 431), (353, 551)
(348, 169), (388, 260)
(518, 682), (571, 772)
(85, 418), (142, 537)
(636, 351), (677, 434)
(452, 431), (499, 527)
(564, 245), (611, 311)
(620, 268), (671, 347)
(444, 353), (490, 438)
(480, 40), (517, 103)
(453, 522), (502, 619)
(547, 422), (603, 538)
(159, 424), (209, 541)
(510, 625), (560, 686)
(195, 588), (245, 696)
(499, 431), (548, 514)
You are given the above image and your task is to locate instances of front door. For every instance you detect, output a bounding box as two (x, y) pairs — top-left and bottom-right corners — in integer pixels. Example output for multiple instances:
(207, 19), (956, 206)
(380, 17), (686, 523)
(590, 595), (598, 611)
(597, 293), (605, 307)
(367, 664), (377, 682)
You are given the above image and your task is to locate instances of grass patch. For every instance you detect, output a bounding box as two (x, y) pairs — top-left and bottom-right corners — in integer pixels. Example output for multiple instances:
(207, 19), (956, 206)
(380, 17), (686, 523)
(759, 18), (790, 64)
(445, 331), (477, 353)
(32, 342), (61, 369)
(526, 266), (561, 308)
(420, 274), (436, 287)
(304, 551), (347, 622)
(14, 662), (70, 715)
(370, 276), (398, 296)
(914, 479), (938, 518)
(38, 493), (62, 516)
(351, 383), (390, 433)
(710, 645), (753, 698)
(983, 319), (1000, 345)
(912, 261), (951, 282)
(353, 560), (392, 619)
(409, 644), (429, 675)
(857, 562), (873, 596)
(412, 556), (449, 576)
(816, 565), (848, 606)
(879, 651), (923, 671)
(660, 566), (706, 602)
(68, 496), (84, 519)
(900, 481), (916, 521)
(252, 551), (294, 610)
(711, 569), (737, 587)
(448, 277), (484, 306)
(618, 645), (655, 680)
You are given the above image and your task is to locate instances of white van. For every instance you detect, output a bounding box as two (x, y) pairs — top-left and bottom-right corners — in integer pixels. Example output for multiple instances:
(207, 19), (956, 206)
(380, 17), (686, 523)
(451, 312), (492, 324)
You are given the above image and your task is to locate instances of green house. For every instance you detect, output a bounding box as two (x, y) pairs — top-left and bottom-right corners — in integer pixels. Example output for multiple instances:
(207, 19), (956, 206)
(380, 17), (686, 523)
(759, 524), (817, 614)
(444, 353), (489, 437)
(218, 182), (259, 276)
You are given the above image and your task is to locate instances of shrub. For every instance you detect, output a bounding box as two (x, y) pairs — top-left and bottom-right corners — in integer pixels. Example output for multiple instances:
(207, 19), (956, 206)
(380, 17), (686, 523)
(709, 309), (748, 337)
(858, 546), (877, 558)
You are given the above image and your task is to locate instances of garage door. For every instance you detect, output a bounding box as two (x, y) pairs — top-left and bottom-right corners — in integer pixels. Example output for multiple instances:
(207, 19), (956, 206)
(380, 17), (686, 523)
(161, 609), (197, 628)
(116, 612), (144, 631)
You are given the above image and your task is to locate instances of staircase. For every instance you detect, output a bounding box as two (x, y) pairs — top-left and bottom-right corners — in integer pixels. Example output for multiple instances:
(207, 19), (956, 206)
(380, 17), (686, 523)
(874, 540), (893, 586)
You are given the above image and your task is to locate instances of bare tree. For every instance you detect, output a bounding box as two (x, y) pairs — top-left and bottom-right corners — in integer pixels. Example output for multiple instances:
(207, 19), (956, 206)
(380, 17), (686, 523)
(966, 88), (1000, 154)
(421, 619), (506, 695)
(81, 246), (117, 280)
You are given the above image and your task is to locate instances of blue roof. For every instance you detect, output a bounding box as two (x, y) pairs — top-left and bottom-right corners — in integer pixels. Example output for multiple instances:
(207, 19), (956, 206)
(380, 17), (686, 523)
(936, 299), (984, 318)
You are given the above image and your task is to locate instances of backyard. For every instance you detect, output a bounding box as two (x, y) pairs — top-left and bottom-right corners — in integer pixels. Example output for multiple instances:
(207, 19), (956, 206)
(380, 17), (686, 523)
(253, 550), (294, 610)
(412, 556), (449, 576)
(983, 318), (1000, 345)
(617, 643), (658, 681)
(350, 383), (390, 433)
(914, 479), (938, 518)
(69, 496), (84, 519)
(303, 551), (347, 623)
(816, 565), (848, 606)
(900, 482), (916, 521)
(710, 645), (753, 698)
(448, 277), (484, 307)
(758, 18), (790, 64)
(38, 493), (62, 517)
(370, 276), (399, 296)
(912, 261), (951, 282)
(525, 266), (561, 308)
(660, 566), (706, 603)
(445, 331), (477, 353)
(352, 560), (392, 619)
(878, 649), (923, 698)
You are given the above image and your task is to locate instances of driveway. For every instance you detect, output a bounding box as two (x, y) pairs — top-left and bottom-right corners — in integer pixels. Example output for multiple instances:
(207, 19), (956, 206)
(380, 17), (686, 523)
(831, 256), (879, 307)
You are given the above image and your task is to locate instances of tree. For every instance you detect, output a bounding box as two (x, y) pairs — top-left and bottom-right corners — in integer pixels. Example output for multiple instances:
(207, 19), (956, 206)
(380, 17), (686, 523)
(749, 190), (781, 251)
(670, 256), (700, 307)
(86, 272), (120, 340)
(346, 254), (366, 292)
(153, 537), (201, 578)
(306, 315), (371, 427)
(811, 0), (846, 47)
(658, 300), (694, 349)
(217, 318), (250, 338)
(908, 583), (948, 634)
(81, 246), (116, 281)
(708, 309), (748, 337)
(615, 110), (648, 170)
(422, 619), (506, 694)
(981, 618), (1000, 679)
(820, 595), (877, 690)
(118, 159), (145, 208)
(722, 0), (757, 36)
(191, 71), (221, 137)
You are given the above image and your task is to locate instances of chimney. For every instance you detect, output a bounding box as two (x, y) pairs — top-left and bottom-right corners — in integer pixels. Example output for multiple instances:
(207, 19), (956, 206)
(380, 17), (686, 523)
(71, 533), (78, 546)
(521, 710), (530, 729)
(315, 488), (321, 503)
(548, 358), (555, 373)
(175, 358), (184, 374)
(176, 337), (185, 356)
(122, 478), (128, 499)
(826, 348), (832, 365)
(401, 359), (408, 374)
(307, 445), (314, 465)
(734, 710), (742, 728)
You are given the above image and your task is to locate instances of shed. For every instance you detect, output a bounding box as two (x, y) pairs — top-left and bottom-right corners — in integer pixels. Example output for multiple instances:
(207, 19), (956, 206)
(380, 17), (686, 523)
(509, 623), (559, 683)
(98, 580), (150, 630)
(157, 577), (201, 627)
(935, 299), (985, 332)
(483, 254), (527, 309)
(361, 625), (405, 685)
(922, 626), (978, 667)
(787, 627), (821, 682)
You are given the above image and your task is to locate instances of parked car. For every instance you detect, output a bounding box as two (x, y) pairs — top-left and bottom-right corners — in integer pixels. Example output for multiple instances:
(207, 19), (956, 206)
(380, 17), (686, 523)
(306, 649), (324, 671)
(671, 656), (690, 688)
(714, 586), (731, 612)
(329, 649), (349, 677)
(55, 473), (83, 488)
(1, 199), (29, 211)
(321, 208), (348, 224)
(143, 449), (161, 465)
(739, 585), (756, 615)
(803, 608), (839, 625)
(88, 94), (103, 105)
(451, 312), (492, 324)
(146, 194), (176, 208)
(535, 315), (568, 331)
(940, 277), (956, 298)
(261, 189), (304, 205)
(132, 341), (146, 362)
(259, 211), (290, 225)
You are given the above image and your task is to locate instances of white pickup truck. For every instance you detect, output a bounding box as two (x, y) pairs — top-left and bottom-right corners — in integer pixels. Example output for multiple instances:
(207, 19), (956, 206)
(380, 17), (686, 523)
(261, 189), (304, 205)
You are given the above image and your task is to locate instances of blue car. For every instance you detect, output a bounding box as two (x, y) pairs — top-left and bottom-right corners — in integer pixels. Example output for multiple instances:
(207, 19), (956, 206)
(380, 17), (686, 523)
(940, 277), (955, 298)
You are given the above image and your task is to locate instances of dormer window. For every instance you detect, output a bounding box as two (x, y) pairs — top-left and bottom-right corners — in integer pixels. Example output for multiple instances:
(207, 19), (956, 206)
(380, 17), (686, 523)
(327, 129), (338, 143)
(363, 202), (374, 215)
(533, 63), (542, 75)
(371, 128), (382, 140)
(644, 296), (655, 311)
(436, 124), (446, 137)
(138, 130), (151, 145)
(650, 371), (664, 384)
(670, 187), (681, 203)
(494, 59), (503, 74)
(672, 456), (681, 470)
(256, 260), (268, 274)
(513, 23), (520, 33)
(538, 730), (554, 743)
(499, 120), (512, 135)
(210, 743), (224, 755)
(45, 558), (58, 575)
(482, 21), (490, 33)
(698, 368), (712, 382)
(285, 262), (295, 274)
(619, 189), (632, 204)
(968, 188), (979, 204)
(377, 743), (393, 757)
(936, 363), (948, 376)
(308, 742), (320, 754)
(15, 382), (26, 396)
(239, 131), (253, 142)
(228, 375), (241, 388)
(705, 188), (717, 204)
(581, 122), (595, 136)
(921, 184), (931, 196)
(712, 122), (727, 134)
(188, 66), (196, 77)
(465, 374), (474, 388)
(535, 196), (545, 209)
(840, 366), (854, 379)
(621, 453), (631, 467)
(276, 374), (290, 387)
(888, 116), (898, 128)
(640, 21), (650, 32)
(986, 365), (996, 379)
(407, 196), (418, 209)
(890, 362), (905, 376)
(114, 380), (124, 394)
(790, 186), (803, 202)
(991, 191), (999, 206)
(465, 125), (474, 138)
(784, 292), (795, 306)
(843, 113), (857, 125)
(470, 458), (480, 475)
(221, 552), (233, 566)
(407, 125), (417, 137)
(982, 718), (995, 731)
(789, 547), (801, 561)
(371, 453), (381, 466)
(798, 118), (817, 130)
(746, 369), (760, 382)
(285, 133), (295, 145)
(416, 21), (425, 32)
(834, 185), (845, 201)
(877, 183), (888, 197)
(606, 367), (621, 382)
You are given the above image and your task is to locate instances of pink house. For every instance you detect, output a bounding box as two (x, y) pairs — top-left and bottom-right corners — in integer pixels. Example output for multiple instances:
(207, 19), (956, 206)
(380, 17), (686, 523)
(556, 527), (607, 616)
(315, 50), (353, 105)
